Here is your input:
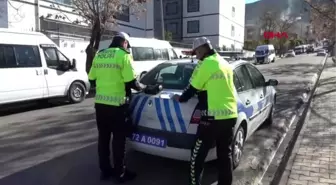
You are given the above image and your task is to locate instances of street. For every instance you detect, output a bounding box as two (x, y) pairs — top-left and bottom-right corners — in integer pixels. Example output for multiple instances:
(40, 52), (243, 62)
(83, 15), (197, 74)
(0, 55), (325, 185)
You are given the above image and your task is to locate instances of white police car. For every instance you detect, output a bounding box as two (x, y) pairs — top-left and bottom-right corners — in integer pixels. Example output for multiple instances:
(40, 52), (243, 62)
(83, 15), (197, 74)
(128, 59), (278, 168)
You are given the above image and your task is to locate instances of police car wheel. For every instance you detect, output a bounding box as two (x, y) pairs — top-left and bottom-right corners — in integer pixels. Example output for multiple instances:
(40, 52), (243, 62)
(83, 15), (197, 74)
(232, 126), (245, 169)
(68, 82), (86, 103)
(264, 105), (274, 125)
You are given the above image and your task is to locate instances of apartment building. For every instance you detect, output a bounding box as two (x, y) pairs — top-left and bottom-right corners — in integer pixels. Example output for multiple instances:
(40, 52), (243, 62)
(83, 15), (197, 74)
(154, 0), (245, 50)
(0, 0), (154, 70)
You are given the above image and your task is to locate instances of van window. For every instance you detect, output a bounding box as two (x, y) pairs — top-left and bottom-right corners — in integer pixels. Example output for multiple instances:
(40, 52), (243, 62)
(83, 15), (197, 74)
(0, 45), (41, 68)
(132, 47), (155, 61)
(168, 48), (178, 59)
(15, 45), (41, 67)
(154, 49), (169, 60)
(42, 47), (70, 68)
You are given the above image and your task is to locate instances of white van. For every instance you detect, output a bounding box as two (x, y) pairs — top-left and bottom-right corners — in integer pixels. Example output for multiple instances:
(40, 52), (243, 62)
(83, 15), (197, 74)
(0, 29), (90, 105)
(99, 37), (179, 76)
(254, 44), (276, 64)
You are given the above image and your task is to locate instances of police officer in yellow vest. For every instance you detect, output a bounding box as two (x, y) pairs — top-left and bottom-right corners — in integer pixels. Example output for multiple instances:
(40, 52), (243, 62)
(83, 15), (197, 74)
(88, 32), (143, 183)
(173, 37), (238, 185)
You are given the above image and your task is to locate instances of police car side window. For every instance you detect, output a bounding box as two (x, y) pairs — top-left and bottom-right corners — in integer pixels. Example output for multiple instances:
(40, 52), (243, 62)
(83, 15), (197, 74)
(245, 64), (265, 87)
(234, 65), (254, 91)
(132, 47), (155, 61)
(233, 72), (243, 92)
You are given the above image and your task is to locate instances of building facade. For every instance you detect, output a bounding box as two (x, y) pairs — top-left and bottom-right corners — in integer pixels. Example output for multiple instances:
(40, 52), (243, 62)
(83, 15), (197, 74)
(154, 0), (245, 50)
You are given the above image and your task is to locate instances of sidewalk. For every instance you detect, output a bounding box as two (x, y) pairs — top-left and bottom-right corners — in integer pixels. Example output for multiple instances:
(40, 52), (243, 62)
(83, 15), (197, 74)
(282, 60), (336, 185)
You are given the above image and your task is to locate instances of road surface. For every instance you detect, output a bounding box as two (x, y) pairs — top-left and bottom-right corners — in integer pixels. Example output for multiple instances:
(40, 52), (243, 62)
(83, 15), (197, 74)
(0, 54), (325, 185)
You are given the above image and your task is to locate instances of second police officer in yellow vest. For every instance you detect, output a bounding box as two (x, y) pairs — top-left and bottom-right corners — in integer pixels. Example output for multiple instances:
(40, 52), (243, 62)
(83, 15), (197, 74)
(88, 32), (145, 183)
(173, 37), (238, 185)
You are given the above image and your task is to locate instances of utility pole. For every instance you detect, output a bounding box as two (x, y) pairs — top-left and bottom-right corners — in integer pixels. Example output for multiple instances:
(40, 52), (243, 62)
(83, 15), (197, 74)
(160, 0), (165, 40)
(35, 0), (40, 31)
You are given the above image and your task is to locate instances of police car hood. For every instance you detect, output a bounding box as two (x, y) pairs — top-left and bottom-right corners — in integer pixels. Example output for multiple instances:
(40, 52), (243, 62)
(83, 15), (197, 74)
(130, 89), (199, 134)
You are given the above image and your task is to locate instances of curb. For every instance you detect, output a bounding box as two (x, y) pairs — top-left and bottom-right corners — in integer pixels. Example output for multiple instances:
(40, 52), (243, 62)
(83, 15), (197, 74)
(266, 56), (329, 185)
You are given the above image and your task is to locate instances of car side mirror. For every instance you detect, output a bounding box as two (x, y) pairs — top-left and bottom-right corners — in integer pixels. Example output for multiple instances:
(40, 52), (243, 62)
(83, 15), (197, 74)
(266, 79), (278, 86)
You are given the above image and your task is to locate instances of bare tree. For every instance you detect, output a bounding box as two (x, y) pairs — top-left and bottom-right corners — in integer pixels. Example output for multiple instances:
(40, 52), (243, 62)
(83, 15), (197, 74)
(258, 10), (278, 35)
(305, 0), (335, 41)
(275, 15), (298, 56)
(0, 0), (25, 25)
(60, 0), (148, 74)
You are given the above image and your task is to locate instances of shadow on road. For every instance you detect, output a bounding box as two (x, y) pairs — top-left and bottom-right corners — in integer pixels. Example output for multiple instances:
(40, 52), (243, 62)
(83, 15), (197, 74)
(0, 144), (218, 185)
(0, 95), (95, 117)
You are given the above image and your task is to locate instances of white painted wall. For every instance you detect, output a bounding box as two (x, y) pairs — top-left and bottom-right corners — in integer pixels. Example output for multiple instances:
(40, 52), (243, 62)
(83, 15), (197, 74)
(219, 0), (245, 49)
(181, 0), (245, 50)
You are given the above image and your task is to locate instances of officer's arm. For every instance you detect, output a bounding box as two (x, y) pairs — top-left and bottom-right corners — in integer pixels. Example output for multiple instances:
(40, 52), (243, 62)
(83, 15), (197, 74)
(179, 64), (210, 102)
(122, 54), (144, 91)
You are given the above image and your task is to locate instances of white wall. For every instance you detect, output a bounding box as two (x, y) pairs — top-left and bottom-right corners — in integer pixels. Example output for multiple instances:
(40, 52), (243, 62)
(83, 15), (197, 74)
(219, 0), (245, 49)
(182, 0), (220, 47)
(180, 0), (245, 50)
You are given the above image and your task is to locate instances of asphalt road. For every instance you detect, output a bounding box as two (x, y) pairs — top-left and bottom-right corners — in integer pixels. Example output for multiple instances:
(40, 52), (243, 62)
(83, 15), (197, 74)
(0, 54), (325, 185)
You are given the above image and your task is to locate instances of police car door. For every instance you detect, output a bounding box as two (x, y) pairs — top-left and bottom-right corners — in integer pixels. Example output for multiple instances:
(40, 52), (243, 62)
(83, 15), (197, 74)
(245, 64), (270, 124)
(233, 65), (260, 134)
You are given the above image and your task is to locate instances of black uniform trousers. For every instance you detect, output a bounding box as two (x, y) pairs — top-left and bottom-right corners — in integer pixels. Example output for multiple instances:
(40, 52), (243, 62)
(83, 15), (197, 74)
(95, 103), (127, 175)
(189, 118), (236, 185)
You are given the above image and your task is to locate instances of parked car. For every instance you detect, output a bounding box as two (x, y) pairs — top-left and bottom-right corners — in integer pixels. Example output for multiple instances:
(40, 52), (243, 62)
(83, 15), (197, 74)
(285, 50), (296, 57)
(128, 58), (279, 168)
(317, 49), (328, 56)
(0, 28), (90, 105)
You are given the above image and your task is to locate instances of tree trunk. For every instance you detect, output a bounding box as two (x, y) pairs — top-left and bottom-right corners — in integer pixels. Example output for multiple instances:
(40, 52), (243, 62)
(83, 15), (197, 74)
(85, 17), (102, 74)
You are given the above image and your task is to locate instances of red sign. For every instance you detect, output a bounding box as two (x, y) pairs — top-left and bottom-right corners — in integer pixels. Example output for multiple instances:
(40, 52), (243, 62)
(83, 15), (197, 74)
(263, 32), (288, 39)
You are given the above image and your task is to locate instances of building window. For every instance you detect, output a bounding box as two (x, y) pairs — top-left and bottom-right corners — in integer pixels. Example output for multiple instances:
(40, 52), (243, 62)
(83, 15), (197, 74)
(166, 2), (178, 15)
(166, 22), (178, 34)
(231, 25), (235, 37)
(187, 0), (199, 13)
(232, 6), (235, 17)
(115, 5), (130, 22)
(187, 20), (200, 33)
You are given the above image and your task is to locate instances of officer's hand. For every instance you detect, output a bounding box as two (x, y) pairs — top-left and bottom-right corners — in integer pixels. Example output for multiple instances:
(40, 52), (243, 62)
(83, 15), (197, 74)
(172, 94), (180, 102)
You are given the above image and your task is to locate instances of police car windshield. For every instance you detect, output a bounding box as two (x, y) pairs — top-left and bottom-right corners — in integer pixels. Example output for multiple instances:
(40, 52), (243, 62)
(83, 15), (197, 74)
(140, 62), (196, 90)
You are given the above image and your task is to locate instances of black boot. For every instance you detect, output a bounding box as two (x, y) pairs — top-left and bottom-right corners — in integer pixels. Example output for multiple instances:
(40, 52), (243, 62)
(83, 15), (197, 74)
(100, 169), (115, 181)
(113, 169), (137, 183)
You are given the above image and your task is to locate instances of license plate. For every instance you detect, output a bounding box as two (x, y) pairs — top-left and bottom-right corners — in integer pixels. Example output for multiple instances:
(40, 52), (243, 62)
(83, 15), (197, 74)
(131, 133), (167, 148)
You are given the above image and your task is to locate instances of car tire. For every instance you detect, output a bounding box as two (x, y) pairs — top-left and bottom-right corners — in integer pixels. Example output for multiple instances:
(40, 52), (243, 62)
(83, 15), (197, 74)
(232, 125), (245, 169)
(264, 105), (275, 125)
(68, 81), (86, 103)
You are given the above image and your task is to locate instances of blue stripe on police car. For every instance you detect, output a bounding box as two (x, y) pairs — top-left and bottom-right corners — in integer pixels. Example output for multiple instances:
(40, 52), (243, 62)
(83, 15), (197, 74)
(163, 99), (177, 132)
(134, 96), (149, 125)
(154, 98), (168, 131)
(173, 101), (187, 133)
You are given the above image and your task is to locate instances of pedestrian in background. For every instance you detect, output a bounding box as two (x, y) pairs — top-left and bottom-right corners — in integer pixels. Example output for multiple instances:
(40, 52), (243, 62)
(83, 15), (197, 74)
(88, 32), (144, 183)
(173, 37), (238, 185)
